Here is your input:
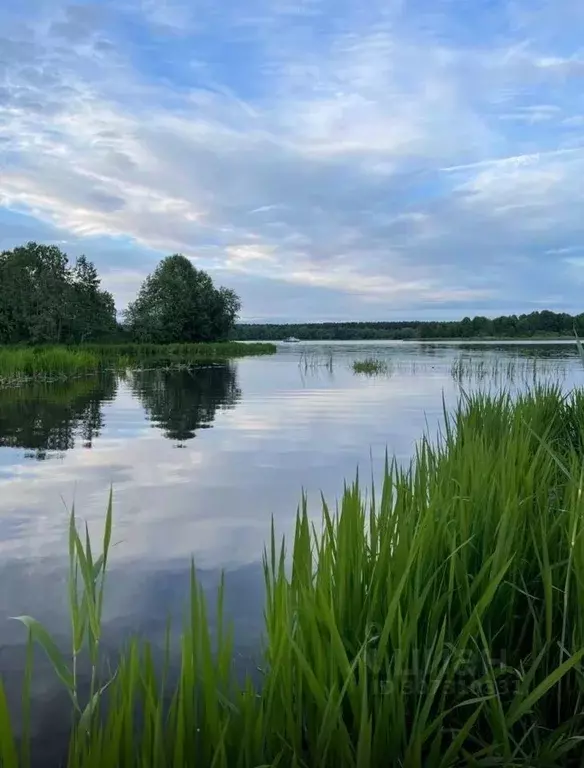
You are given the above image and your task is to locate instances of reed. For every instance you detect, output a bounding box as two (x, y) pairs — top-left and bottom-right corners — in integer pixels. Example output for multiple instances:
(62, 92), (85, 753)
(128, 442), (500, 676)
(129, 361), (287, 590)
(0, 347), (100, 387)
(352, 358), (389, 375)
(298, 350), (335, 372)
(81, 341), (276, 363)
(450, 355), (568, 387)
(0, 343), (276, 388)
(3, 386), (584, 766)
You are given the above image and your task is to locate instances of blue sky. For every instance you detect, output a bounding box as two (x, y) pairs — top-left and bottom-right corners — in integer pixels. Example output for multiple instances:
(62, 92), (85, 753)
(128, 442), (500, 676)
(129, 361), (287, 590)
(1, 0), (584, 322)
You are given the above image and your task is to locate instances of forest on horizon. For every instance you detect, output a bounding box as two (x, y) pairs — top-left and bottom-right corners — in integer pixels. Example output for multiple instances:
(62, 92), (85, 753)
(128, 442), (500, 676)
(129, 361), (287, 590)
(233, 311), (584, 341)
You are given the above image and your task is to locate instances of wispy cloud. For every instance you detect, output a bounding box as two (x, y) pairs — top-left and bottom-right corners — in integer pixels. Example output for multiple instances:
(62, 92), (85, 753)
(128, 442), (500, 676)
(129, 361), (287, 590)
(1, 0), (584, 319)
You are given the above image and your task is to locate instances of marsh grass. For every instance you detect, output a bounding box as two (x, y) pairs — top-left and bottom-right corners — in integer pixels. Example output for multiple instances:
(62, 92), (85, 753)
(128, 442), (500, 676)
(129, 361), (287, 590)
(0, 343), (276, 388)
(0, 348), (100, 387)
(4, 386), (584, 765)
(352, 358), (389, 375)
(450, 355), (568, 388)
(574, 328), (584, 367)
(83, 341), (276, 365)
(348, 356), (572, 386)
(298, 350), (335, 372)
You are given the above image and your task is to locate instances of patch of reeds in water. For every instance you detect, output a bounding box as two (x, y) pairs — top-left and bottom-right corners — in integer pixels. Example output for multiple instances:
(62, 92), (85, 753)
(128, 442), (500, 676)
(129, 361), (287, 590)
(0, 348), (100, 388)
(450, 355), (569, 388)
(83, 341), (276, 363)
(0, 343), (276, 388)
(346, 354), (575, 390)
(352, 357), (389, 375)
(4, 385), (584, 764)
(298, 350), (335, 372)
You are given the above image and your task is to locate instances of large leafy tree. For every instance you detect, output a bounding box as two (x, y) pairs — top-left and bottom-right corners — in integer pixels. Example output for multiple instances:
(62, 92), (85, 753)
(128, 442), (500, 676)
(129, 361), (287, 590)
(69, 255), (117, 342)
(124, 254), (241, 343)
(0, 242), (116, 344)
(0, 242), (68, 343)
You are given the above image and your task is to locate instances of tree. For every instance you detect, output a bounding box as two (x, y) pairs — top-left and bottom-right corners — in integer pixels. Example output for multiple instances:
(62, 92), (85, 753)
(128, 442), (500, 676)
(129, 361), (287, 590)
(210, 287), (242, 341)
(124, 254), (241, 343)
(0, 242), (116, 344)
(460, 317), (473, 338)
(69, 255), (117, 342)
(0, 242), (69, 343)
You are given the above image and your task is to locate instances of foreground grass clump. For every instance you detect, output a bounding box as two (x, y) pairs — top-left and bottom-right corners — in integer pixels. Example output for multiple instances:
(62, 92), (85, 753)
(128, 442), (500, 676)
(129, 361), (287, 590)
(0, 347), (99, 387)
(352, 357), (388, 375)
(0, 342), (276, 387)
(5, 386), (584, 766)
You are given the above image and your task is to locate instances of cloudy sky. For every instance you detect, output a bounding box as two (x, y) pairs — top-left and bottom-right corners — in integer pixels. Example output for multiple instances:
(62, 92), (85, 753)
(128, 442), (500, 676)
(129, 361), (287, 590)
(1, 0), (583, 322)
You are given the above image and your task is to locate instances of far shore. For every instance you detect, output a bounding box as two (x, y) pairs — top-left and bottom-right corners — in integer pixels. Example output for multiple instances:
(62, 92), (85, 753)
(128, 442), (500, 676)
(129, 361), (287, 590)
(258, 335), (580, 343)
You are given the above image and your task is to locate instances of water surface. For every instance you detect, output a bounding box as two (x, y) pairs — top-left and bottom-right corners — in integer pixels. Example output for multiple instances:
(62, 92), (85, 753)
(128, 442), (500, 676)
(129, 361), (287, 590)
(1, 341), (583, 754)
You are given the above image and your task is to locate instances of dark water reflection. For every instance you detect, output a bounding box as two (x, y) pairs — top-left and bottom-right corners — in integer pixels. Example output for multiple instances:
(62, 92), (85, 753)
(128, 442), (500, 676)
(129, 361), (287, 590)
(129, 365), (241, 443)
(0, 374), (117, 459)
(1, 341), (584, 760)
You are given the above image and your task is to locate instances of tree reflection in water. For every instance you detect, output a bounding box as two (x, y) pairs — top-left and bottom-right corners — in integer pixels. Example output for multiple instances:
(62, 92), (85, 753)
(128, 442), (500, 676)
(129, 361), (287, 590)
(0, 373), (118, 459)
(0, 364), (242, 458)
(129, 364), (241, 443)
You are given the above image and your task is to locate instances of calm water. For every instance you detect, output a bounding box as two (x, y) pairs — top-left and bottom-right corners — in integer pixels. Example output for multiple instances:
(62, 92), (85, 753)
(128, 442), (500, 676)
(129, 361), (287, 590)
(1, 340), (584, 755)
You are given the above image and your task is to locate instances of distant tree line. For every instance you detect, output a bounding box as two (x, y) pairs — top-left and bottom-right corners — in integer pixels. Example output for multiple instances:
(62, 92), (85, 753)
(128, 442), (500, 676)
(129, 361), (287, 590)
(0, 244), (241, 345)
(233, 312), (584, 341)
(3, 243), (581, 346)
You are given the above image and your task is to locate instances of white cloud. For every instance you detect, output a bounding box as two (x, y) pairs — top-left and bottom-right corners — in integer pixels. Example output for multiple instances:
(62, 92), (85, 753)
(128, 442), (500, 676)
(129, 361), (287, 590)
(1, 0), (584, 317)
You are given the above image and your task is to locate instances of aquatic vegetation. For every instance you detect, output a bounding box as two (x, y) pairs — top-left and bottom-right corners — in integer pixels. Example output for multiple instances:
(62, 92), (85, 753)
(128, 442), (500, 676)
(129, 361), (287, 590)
(4, 386), (584, 765)
(298, 350), (335, 372)
(352, 357), (389, 375)
(450, 355), (568, 388)
(574, 327), (584, 367)
(83, 341), (276, 364)
(0, 347), (100, 387)
(0, 343), (276, 388)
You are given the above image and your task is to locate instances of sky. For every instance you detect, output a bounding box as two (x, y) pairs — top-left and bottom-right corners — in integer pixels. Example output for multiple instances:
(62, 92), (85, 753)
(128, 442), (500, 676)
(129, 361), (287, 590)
(1, 0), (584, 322)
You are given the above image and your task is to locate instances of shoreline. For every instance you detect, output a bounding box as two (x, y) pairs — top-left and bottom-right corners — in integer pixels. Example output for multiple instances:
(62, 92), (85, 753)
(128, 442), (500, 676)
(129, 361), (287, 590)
(0, 342), (277, 389)
(257, 336), (579, 343)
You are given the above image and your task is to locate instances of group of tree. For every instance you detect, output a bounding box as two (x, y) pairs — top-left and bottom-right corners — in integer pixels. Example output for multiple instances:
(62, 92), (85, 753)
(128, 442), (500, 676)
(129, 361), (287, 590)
(124, 253), (241, 343)
(3, 242), (582, 346)
(0, 244), (242, 345)
(0, 243), (117, 344)
(234, 311), (584, 342)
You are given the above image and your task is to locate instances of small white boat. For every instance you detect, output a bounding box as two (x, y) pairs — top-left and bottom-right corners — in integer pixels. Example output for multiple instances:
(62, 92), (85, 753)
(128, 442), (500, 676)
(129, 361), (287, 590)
(283, 336), (300, 343)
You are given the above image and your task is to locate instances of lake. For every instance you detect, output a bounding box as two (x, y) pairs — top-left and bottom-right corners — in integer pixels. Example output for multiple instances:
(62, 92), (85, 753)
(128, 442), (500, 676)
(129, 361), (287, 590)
(1, 340), (584, 757)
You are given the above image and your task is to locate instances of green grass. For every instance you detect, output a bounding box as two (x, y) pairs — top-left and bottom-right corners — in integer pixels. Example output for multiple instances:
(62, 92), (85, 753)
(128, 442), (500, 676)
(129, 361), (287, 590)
(352, 358), (389, 375)
(0, 342), (276, 387)
(0, 347), (100, 387)
(5, 385), (584, 765)
(80, 341), (276, 363)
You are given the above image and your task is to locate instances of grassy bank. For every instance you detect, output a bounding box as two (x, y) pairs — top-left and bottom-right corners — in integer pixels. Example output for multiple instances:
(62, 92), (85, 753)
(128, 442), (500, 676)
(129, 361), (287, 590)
(0, 342), (276, 387)
(0, 347), (100, 387)
(83, 341), (276, 365)
(4, 385), (584, 766)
